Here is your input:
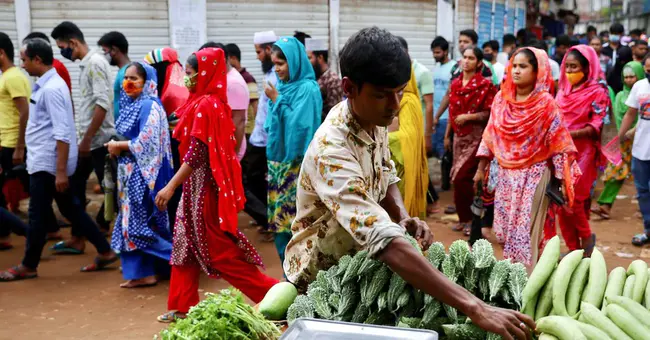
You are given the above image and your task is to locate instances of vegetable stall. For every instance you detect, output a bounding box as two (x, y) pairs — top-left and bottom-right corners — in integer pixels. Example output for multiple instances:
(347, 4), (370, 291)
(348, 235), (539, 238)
(156, 235), (650, 339)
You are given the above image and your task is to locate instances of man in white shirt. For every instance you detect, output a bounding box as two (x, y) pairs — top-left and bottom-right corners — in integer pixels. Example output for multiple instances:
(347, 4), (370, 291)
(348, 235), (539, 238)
(482, 40), (505, 84)
(619, 55), (650, 246)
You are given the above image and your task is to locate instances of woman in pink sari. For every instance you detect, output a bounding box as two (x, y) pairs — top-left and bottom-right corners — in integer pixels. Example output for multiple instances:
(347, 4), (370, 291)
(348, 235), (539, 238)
(555, 45), (610, 256)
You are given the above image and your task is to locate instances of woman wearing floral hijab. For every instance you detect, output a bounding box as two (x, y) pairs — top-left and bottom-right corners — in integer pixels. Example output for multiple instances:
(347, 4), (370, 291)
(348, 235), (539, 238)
(476, 47), (578, 267)
(555, 45), (610, 256)
(105, 61), (174, 288)
(264, 37), (322, 266)
(155, 48), (277, 322)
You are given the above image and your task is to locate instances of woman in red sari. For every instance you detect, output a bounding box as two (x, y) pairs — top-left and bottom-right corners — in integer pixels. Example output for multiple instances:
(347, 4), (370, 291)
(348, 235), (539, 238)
(555, 45), (610, 255)
(154, 48), (278, 322)
(444, 47), (497, 235)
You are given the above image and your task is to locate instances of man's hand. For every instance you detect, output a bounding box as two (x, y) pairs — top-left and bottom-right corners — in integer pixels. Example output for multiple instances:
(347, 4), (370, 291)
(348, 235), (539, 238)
(55, 171), (69, 193)
(468, 304), (535, 340)
(12, 146), (25, 165)
(155, 185), (174, 211)
(399, 217), (433, 250)
(78, 137), (91, 157)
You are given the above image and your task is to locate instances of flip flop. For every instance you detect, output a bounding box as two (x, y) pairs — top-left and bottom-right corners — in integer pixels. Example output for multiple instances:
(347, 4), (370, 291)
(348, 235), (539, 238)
(0, 266), (38, 282)
(444, 205), (457, 214)
(632, 233), (650, 247)
(120, 281), (157, 289)
(157, 311), (186, 323)
(80, 255), (118, 272)
(591, 206), (611, 220)
(50, 241), (84, 255)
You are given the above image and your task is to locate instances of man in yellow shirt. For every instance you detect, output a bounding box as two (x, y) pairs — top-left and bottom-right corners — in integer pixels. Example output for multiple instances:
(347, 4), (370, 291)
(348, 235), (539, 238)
(0, 33), (31, 211)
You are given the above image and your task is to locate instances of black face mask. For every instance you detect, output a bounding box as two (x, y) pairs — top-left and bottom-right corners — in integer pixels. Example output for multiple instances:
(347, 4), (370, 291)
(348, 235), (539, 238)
(60, 47), (73, 60)
(261, 56), (274, 74)
(484, 53), (494, 62)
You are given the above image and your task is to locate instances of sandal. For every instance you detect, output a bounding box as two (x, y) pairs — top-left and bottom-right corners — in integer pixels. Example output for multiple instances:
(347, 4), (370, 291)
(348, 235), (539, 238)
(80, 255), (118, 272)
(451, 223), (464, 232)
(50, 241), (84, 255)
(591, 206), (611, 220)
(444, 205), (457, 215)
(157, 311), (186, 323)
(0, 266), (37, 282)
(0, 242), (13, 251)
(632, 233), (650, 247)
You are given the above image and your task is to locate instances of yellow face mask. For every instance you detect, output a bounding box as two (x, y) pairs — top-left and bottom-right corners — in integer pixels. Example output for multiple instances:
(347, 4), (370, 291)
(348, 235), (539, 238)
(566, 71), (585, 85)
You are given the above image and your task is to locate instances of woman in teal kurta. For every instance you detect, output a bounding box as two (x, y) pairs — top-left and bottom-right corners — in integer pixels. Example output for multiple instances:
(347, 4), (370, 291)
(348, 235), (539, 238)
(263, 36), (323, 267)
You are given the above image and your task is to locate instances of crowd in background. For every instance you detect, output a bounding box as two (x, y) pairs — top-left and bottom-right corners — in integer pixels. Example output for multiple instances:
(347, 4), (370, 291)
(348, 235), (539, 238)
(0, 18), (649, 330)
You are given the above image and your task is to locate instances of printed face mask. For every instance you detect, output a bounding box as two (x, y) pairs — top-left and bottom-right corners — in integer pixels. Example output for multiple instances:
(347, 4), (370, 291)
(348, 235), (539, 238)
(122, 79), (144, 97)
(184, 74), (197, 90)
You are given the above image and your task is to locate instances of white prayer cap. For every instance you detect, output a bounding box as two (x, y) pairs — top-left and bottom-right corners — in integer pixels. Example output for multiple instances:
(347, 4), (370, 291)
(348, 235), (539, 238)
(305, 38), (328, 52)
(253, 31), (277, 45)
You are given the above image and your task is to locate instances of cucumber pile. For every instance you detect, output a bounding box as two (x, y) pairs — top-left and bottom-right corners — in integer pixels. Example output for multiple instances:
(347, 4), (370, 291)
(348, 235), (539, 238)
(522, 235), (650, 340)
(280, 236), (525, 339)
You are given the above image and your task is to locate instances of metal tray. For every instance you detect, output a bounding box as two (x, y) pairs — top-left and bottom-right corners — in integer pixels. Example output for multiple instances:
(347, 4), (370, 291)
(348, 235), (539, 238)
(280, 318), (438, 340)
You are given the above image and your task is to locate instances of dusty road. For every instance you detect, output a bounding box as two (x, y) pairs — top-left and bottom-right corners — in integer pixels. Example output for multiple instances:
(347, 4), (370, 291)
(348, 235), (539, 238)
(0, 179), (647, 339)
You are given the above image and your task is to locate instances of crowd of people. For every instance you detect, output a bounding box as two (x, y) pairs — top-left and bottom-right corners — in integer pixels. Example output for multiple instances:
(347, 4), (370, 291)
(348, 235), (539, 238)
(0, 18), (649, 338)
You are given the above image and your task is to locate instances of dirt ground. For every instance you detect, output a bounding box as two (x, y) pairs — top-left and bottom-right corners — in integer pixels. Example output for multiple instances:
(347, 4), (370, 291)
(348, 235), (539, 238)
(1, 175), (648, 340)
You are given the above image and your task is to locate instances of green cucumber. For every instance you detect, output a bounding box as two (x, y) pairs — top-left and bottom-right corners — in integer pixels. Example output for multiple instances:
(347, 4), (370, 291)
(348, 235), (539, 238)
(602, 267), (627, 310)
(605, 304), (650, 340)
(623, 275), (636, 299)
(258, 282), (298, 320)
(580, 247), (607, 309)
(536, 316), (586, 340)
(607, 295), (650, 329)
(552, 249), (584, 316)
(535, 269), (557, 321)
(522, 236), (560, 313)
(580, 302), (631, 340)
(627, 260), (649, 303)
(566, 258), (590, 316)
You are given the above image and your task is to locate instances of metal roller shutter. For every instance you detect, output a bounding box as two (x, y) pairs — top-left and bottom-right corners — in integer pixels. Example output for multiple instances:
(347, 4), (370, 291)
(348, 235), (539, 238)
(339, 0), (438, 72)
(30, 0), (171, 113)
(206, 0), (329, 89)
(455, 0), (475, 58)
(0, 0), (18, 65)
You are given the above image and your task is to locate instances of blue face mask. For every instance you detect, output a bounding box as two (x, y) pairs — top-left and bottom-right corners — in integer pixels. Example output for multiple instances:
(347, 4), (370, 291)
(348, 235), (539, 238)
(610, 34), (621, 43)
(60, 47), (73, 60)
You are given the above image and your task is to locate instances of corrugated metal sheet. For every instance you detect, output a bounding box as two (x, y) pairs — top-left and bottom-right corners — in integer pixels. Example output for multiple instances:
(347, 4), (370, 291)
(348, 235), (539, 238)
(455, 0), (475, 58)
(30, 0), (170, 113)
(339, 0), (438, 73)
(0, 0), (18, 65)
(206, 0), (329, 89)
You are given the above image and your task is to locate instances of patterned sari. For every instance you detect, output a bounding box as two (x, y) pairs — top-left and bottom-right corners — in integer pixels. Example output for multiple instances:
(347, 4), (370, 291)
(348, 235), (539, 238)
(111, 62), (174, 280)
(265, 37), (322, 264)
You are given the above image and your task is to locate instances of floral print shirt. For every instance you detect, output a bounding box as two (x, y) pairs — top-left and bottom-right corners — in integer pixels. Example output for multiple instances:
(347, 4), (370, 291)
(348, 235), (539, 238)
(283, 101), (406, 290)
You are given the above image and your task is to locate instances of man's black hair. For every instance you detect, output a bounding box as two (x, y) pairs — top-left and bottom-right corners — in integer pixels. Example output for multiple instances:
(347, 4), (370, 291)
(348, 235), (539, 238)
(430, 36), (449, 51)
(555, 34), (571, 47)
(23, 32), (50, 43)
(527, 39), (548, 52)
(97, 31), (129, 54)
(225, 43), (241, 61)
(633, 39), (649, 47)
(51, 21), (85, 43)
(199, 41), (229, 60)
(293, 31), (310, 46)
(459, 29), (479, 44)
(396, 36), (408, 51)
(313, 50), (329, 63)
(630, 28), (644, 37)
(599, 31), (609, 38)
(569, 37), (580, 47)
(503, 34), (517, 46)
(339, 27), (411, 89)
(24, 38), (54, 66)
(587, 25), (597, 34)
(610, 23), (625, 35)
(482, 40), (499, 52)
(0, 32), (14, 61)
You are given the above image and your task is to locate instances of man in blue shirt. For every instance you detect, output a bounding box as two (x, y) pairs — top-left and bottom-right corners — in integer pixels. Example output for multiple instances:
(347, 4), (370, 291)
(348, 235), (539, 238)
(429, 36), (455, 159)
(98, 31), (130, 120)
(0, 38), (117, 281)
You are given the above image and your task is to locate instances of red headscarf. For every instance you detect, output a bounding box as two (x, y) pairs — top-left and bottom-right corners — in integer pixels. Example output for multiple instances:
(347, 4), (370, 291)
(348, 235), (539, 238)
(556, 45), (611, 133)
(448, 63), (497, 136)
(144, 48), (189, 115)
(481, 47), (578, 206)
(173, 48), (245, 234)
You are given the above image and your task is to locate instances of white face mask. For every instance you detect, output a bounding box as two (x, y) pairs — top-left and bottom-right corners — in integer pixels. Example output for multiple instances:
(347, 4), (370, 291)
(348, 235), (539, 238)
(103, 52), (112, 64)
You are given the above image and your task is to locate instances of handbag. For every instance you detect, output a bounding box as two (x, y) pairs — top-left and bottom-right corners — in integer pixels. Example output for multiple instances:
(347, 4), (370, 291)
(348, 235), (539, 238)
(545, 160), (565, 206)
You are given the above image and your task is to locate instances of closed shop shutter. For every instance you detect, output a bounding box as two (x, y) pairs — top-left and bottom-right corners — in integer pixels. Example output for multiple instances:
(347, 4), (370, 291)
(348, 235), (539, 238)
(0, 0), (18, 65)
(339, 0), (438, 73)
(456, 0), (475, 57)
(30, 0), (171, 113)
(206, 0), (329, 89)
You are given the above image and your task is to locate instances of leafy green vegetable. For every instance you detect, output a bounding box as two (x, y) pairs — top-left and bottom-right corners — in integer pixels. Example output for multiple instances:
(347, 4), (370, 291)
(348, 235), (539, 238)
(472, 239), (496, 269)
(158, 289), (280, 340)
(449, 240), (471, 271)
(425, 242), (446, 268)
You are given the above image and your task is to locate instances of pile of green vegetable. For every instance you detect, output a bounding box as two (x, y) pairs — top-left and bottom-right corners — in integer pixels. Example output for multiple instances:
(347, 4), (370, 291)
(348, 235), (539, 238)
(283, 236), (526, 338)
(521, 235), (650, 339)
(157, 289), (281, 340)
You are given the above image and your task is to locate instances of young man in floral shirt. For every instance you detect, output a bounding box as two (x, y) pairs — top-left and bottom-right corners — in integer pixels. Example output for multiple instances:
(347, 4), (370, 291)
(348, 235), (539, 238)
(283, 27), (534, 339)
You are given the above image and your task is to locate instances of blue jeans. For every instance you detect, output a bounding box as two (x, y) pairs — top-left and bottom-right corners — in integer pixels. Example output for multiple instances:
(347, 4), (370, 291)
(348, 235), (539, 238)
(432, 119), (447, 159)
(632, 157), (650, 233)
